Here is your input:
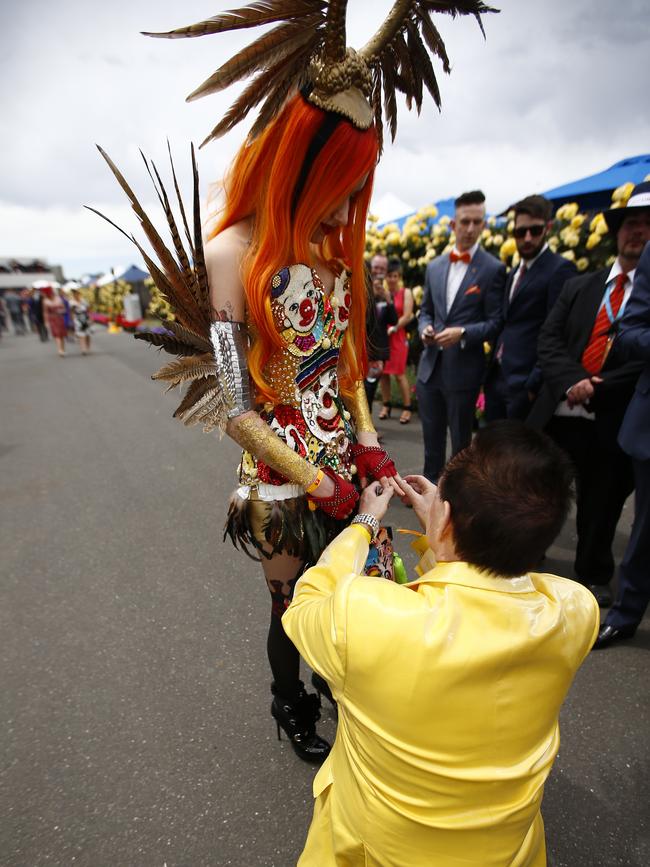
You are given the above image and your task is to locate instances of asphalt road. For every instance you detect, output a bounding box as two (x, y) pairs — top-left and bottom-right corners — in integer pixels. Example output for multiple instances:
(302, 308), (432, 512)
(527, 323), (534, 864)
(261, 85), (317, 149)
(1, 329), (648, 867)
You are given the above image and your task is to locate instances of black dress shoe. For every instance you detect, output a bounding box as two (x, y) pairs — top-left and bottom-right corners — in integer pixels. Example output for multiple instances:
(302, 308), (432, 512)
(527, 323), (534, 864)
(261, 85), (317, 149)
(587, 583), (613, 608)
(593, 623), (637, 650)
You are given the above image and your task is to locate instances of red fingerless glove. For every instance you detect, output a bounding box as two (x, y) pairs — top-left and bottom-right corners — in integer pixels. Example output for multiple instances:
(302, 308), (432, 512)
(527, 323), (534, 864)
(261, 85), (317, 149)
(307, 466), (359, 519)
(350, 444), (397, 481)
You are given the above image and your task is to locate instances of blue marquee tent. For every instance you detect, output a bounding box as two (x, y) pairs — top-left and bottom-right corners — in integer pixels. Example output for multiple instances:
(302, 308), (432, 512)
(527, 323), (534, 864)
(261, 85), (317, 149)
(541, 154), (650, 212)
(119, 264), (150, 283)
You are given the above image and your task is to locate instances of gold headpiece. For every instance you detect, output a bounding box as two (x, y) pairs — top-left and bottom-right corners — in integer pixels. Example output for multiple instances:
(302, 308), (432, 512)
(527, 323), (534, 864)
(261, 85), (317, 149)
(144, 1), (497, 148)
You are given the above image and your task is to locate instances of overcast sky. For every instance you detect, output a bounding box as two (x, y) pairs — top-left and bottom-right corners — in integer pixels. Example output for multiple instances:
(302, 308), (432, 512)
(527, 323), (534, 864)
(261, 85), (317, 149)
(2, 0), (649, 278)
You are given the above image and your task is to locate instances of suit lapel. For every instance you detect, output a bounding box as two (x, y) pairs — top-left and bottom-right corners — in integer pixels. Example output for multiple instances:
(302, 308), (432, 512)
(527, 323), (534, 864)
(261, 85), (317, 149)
(437, 258), (451, 318)
(504, 269), (516, 315)
(577, 270), (608, 350)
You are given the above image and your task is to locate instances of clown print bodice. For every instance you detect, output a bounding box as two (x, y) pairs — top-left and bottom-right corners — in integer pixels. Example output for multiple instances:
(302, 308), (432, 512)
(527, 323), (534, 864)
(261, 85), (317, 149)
(239, 263), (356, 489)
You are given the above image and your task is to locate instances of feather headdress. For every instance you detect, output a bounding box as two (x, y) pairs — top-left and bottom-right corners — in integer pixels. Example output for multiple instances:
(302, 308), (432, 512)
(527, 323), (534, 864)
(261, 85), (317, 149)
(145, 0), (498, 149)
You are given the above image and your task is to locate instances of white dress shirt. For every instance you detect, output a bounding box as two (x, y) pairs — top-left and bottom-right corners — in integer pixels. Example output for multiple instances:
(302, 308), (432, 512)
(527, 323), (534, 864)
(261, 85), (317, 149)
(555, 258), (636, 420)
(446, 241), (480, 312)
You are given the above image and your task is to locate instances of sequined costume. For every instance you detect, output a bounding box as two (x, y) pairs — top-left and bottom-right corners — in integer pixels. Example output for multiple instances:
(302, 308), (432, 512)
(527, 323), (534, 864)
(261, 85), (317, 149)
(226, 264), (381, 566)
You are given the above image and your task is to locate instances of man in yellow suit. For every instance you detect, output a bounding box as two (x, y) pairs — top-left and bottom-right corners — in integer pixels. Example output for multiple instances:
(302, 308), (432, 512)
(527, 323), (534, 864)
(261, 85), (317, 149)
(283, 421), (598, 867)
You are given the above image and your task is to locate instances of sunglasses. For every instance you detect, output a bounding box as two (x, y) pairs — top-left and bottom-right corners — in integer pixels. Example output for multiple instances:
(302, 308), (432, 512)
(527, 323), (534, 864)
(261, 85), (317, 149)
(513, 224), (546, 240)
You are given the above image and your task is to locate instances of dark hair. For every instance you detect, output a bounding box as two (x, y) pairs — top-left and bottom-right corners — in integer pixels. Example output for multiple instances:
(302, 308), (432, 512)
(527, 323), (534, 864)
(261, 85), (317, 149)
(455, 190), (485, 209)
(513, 195), (552, 223)
(438, 421), (574, 577)
(387, 257), (402, 274)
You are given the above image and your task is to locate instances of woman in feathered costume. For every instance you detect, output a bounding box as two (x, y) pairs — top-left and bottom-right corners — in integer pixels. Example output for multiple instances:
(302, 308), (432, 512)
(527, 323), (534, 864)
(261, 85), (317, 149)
(93, 0), (495, 763)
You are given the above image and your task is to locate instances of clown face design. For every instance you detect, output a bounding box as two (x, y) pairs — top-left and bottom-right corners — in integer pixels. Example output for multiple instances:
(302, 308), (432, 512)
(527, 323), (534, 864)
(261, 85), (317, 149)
(300, 364), (349, 453)
(271, 265), (320, 335)
(331, 278), (352, 331)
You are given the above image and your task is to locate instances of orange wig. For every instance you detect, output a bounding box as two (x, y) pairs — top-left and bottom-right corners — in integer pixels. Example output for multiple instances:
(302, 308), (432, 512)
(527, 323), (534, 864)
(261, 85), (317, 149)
(210, 94), (378, 404)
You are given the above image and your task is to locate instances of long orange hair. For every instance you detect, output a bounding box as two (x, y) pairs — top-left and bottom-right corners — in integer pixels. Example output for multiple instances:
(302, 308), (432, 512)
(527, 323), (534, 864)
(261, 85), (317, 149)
(210, 95), (378, 404)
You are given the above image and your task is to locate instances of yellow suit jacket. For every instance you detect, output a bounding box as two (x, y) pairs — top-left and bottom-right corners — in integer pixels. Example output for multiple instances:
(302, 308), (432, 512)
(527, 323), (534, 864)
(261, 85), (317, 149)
(283, 526), (599, 867)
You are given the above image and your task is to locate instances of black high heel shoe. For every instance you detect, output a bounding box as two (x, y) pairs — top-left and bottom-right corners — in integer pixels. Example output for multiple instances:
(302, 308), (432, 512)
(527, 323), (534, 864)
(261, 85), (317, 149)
(311, 671), (336, 711)
(271, 681), (331, 763)
(378, 402), (392, 420)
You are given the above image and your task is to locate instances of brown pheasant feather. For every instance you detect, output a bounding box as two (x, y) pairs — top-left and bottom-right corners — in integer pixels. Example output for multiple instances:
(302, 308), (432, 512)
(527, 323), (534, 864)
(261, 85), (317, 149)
(143, 1), (325, 39)
(187, 17), (321, 102)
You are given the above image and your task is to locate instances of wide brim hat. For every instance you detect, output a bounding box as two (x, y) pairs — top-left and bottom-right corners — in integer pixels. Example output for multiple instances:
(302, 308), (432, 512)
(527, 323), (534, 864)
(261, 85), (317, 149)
(603, 181), (650, 234)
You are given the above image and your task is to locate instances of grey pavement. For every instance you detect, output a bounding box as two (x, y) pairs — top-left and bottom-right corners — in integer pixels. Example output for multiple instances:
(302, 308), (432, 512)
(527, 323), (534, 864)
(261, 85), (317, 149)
(1, 329), (648, 867)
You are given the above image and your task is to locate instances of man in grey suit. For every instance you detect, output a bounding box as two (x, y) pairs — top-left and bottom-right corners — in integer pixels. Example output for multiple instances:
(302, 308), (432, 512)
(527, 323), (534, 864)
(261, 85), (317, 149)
(416, 190), (506, 481)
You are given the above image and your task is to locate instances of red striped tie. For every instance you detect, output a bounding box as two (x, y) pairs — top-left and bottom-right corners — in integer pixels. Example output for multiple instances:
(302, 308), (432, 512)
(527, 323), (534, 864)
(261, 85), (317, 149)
(581, 273), (627, 375)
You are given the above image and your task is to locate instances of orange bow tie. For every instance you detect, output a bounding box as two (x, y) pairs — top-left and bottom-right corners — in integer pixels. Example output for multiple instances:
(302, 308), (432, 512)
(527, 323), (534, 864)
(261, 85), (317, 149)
(450, 250), (471, 264)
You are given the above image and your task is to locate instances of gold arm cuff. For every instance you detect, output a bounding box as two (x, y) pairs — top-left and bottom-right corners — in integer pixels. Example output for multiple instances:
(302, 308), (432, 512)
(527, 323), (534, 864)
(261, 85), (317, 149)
(236, 415), (319, 489)
(346, 381), (376, 433)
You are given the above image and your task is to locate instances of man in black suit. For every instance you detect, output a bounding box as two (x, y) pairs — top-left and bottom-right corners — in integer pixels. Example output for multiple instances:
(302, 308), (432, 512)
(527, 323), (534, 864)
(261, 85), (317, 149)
(416, 190), (505, 481)
(596, 236), (650, 647)
(528, 184), (650, 606)
(485, 195), (576, 420)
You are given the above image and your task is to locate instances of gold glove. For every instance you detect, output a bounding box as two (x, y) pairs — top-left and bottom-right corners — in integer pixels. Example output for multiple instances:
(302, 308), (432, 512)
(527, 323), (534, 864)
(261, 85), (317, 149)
(344, 381), (376, 434)
(230, 414), (319, 489)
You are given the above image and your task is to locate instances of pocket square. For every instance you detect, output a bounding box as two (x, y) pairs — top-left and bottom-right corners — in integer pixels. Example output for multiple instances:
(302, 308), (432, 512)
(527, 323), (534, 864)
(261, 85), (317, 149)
(465, 284), (481, 295)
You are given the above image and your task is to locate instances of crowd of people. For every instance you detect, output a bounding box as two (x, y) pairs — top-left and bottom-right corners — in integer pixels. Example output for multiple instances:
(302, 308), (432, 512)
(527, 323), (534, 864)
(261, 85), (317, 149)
(0, 283), (92, 356)
(364, 183), (650, 652)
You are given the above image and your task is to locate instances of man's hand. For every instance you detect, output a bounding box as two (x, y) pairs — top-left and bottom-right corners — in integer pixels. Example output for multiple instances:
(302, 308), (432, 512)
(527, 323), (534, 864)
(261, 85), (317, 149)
(400, 475), (438, 531)
(434, 327), (464, 348)
(421, 324), (436, 345)
(566, 376), (603, 407)
(358, 482), (394, 523)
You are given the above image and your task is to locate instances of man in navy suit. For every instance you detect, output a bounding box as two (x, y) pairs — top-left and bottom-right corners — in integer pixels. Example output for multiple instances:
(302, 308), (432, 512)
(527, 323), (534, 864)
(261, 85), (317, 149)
(485, 195), (576, 420)
(529, 183), (650, 607)
(416, 190), (505, 481)
(596, 237), (650, 647)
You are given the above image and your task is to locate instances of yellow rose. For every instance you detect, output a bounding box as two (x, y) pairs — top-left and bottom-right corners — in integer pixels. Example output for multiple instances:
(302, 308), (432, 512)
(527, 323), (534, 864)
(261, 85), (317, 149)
(564, 203), (579, 219)
(612, 182), (634, 204)
(412, 286), (424, 305)
(590, 213), (608, 235)
(512, 252), (521, 267)
(561, 249), (576, 261)
(492, 234), (504, 247)
(499, 237), (517, 262)
(555, 205), (567, 221)
(571, 214), (586, 229)
(507, 220), (514, 234)
(548, 236), (560, 253)
(481, 228), (491, 240)
(576, 257), (589, 272)
(586, 232), (601, 250)
(606, 255), (616, 266)
(402, 250), (410, 261)
(439, 215), (451, 226)
(507, 209), (515, 220)
(488, 216), (497, 227)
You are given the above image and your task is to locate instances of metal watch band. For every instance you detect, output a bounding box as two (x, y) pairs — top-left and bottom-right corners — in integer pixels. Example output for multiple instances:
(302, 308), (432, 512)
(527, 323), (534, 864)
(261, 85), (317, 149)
(351, 513), (379, 540)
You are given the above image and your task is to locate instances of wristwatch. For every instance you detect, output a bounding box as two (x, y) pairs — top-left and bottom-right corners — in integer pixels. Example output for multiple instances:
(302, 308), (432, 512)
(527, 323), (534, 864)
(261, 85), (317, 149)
(351, 513), (380, 540)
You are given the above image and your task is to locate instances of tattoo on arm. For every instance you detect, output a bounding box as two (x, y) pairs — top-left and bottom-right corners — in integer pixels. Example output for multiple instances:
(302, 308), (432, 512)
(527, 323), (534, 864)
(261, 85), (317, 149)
(212, 300), (235, 322)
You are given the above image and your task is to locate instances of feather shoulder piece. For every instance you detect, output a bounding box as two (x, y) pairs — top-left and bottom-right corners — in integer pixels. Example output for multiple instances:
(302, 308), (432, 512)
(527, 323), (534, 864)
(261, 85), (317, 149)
(86, 144), (239, 434)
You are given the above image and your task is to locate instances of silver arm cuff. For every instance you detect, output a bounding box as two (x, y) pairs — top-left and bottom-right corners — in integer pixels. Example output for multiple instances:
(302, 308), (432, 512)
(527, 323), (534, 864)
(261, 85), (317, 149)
(209, 320), (253, 419)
